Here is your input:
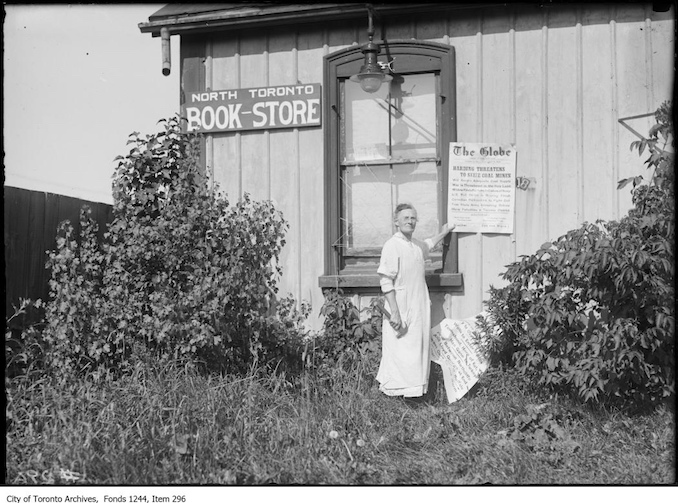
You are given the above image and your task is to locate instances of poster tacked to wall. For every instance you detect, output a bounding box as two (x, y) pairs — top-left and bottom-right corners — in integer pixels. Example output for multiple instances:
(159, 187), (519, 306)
(447, 142), (517, 233)
(430, 314), (490, 404)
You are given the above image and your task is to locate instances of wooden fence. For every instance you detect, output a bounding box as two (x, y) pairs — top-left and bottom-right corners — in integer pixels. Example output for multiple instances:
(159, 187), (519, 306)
(4, 186), (113, 327)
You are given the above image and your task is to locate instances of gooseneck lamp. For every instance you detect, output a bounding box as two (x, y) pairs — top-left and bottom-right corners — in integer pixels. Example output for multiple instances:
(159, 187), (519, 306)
(350, 5), (392, 93)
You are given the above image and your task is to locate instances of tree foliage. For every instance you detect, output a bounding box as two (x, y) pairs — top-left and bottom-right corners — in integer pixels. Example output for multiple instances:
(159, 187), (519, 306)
(40, 116), (307, 376)
(478, 102), (674, 408)
(306, 290), (382, 377)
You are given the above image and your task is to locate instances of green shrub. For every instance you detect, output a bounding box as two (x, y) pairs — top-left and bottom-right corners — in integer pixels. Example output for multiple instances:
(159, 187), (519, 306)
(475, 285), (528, 366)
(42, 208), (117, 373)
(5, 299), (46, 379)
(306, 290), (382, 377)
(255, 293), (312, 376)
(38, 116), (307, 377)
(479, 102), (674, 407)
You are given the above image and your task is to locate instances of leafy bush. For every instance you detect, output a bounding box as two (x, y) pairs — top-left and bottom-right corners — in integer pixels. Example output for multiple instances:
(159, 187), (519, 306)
(306, 289), (382, 376)
(5, 299), (46, 379)
(475, 286), (528, 366)
(41, 208), (117, 374)
(257, 294), (312, 375)
(37, 116), (307, 376)
(479, 102), (674, 407)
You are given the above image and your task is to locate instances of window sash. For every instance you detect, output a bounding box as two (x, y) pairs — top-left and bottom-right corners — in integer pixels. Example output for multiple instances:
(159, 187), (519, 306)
(339, 72), (442, 257)
(340, 161), (443, 249)
(340, 73), (440, 164)
(323, 40), (459, 279)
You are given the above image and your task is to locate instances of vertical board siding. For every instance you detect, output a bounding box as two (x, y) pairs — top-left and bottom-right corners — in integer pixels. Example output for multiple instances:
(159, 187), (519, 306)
(327, 21), (359, 54)
(197, 4), (674, 329)
(297, 28), (327, 317)
(269, 129), (300, 299)
(4, 187), (113, 323)
(27, 190), (46, 303)
(650, 9), (674, 109)
(581, 7), (616, 224)
(385, 16), (416, 40)
(448, 12), (485, 319)
(4, 189), (26, 317)
(239, 34), (270, 202)
(514, 10), (547, 258)
(547, 8), (581, 240)
(415, 16), (447, 43)
(615, 5), (652, 217)
(211, 35), (242, 201)
(480, 10), (515, 301)
(575, 9), (585, 224)
(267, 29), (302, 301)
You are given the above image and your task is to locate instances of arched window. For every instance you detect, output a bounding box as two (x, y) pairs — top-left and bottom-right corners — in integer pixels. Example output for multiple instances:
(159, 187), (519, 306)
(320, 41), (462, 291)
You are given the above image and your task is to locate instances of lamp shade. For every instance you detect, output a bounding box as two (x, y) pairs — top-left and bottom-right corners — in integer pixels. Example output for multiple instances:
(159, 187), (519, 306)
(349, 40), (393, 93)
(350, 70), (393, 93)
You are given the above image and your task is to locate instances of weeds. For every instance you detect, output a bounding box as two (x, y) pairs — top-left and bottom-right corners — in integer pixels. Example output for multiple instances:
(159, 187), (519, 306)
(5, 358), (674, 485)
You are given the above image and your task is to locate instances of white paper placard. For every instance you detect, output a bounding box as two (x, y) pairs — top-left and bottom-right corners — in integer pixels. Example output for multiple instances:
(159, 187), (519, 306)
(430, 314), (490, 403)
(447, 142), (517, 234)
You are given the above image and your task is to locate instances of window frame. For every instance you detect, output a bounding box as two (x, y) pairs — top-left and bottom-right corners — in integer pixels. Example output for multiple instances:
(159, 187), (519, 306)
(320, 40), (463, 292)
(340, 73), (441, 266)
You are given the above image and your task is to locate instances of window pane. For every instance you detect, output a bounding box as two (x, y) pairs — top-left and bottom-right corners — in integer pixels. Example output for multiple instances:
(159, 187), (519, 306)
(392, 161), (441, 239)
(342, 164), (392, 249)
(342, 80), (390, 163)
(390, 74), (437, 160)
(342, 162), (441, 251)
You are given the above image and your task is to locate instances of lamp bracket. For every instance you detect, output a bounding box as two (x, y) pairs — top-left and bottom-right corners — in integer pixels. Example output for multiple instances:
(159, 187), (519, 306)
(378, 58), (395, 73)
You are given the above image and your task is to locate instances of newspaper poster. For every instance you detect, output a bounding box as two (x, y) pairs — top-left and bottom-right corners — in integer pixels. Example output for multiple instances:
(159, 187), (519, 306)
(430, 314), (490, 403)
(447, 142), (517, 234)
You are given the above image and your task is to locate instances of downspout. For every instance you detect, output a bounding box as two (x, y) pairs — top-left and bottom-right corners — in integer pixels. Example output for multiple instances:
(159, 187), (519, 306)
(161, 27), (171, 76)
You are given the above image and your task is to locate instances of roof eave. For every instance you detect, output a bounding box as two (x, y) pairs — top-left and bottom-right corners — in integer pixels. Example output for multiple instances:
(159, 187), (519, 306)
(138, 3), (488, 37)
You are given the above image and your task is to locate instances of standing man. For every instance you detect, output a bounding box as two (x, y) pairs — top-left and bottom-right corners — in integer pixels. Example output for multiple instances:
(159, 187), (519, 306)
(376, 203), (454, 398)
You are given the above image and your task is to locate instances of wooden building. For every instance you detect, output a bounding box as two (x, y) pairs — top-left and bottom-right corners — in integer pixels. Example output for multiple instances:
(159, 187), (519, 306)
(139, 3), (674, 330)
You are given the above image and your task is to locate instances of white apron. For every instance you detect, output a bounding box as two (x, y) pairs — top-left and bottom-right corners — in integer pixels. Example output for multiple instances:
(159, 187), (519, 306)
(376, 232), (432, 397)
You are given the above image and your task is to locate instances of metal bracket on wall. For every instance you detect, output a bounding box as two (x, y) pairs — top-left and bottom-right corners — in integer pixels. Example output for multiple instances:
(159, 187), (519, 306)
(618, 112), (655, 142)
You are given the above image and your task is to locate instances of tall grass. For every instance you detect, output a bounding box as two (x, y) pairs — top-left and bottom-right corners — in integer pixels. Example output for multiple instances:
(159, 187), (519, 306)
(5, 354), (675, 485)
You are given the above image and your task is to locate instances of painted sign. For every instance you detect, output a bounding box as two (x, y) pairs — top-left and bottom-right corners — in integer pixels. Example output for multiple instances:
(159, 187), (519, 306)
(185, 84), (321, 133)
(447, 142), (517, 233)
(430, 314), (490, 404)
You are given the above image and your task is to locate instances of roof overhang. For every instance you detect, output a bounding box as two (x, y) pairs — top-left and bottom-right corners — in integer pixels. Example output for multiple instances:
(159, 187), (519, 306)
(138, 3), (492, 37)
